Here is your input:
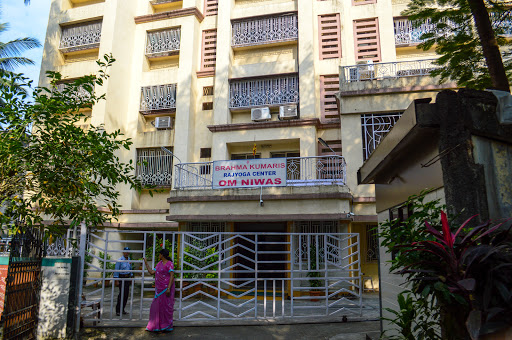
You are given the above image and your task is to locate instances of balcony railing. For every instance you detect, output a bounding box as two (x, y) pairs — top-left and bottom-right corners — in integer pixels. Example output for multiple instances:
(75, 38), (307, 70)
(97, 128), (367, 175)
(59, 20), (102, 52)
(140, 84), (177, 112)
(340, 59), (439, 83)
(232, 14), (298, 48)
(55, 83), (93, 101)
(146, 28), (181, 56)
(229, 75), (299, 109)
(394, 18), (435, 46)
(174, 155), (346, 190)
(136, 149), (173, 186)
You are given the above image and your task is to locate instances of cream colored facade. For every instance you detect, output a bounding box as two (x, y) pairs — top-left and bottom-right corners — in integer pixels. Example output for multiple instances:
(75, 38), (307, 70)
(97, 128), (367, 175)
(39, 0), (460, 290)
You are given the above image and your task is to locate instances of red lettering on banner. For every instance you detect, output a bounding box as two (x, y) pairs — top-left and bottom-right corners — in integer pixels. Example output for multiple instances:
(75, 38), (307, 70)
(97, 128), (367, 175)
(219, 180), (226, 186)
(241, 180), (250, 186)
(227, 180), (236, 186)
(275, 178), (281, 185)
(254, 179), (265, 185)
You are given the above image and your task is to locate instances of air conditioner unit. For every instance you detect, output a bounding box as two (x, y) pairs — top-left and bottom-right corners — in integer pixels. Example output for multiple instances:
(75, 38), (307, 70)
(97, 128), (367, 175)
(251, 107), (271, 121)
(279, 105), (298, 119)
(154, 116), (172, 129)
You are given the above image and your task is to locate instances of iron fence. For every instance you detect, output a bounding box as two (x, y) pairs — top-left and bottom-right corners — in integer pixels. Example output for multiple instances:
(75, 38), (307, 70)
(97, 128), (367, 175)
(340, 59), (439, 83)
(59, 20), (102, 52)
(139, 84), (177, 112)
(229, 75), (299, 109)
(232, 14), (298, 47)
(146, 28), (181, 56)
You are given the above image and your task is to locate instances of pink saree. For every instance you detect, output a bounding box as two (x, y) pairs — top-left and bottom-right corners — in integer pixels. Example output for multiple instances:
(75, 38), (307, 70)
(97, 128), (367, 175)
(146, 260), (175, 332)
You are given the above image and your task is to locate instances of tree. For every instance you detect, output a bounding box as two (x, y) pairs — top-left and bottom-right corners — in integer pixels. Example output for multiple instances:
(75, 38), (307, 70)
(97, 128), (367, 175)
(0, 22), (40, 71)
(0, 54), (144, 236)
(404, 0), (511, 91)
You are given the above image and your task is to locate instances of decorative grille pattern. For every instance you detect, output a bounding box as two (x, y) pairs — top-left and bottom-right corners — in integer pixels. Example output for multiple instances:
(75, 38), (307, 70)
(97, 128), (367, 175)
(340, 59), (439, 83)
(55, 82), (93, 102)
(232, 14), (298, 47)
(320, 75), (340, 122)
(79, 230), (364, 326)
(353, 18), (381, 62)
(146, 28), (181, 55)
(140, 84), (177, 112)
(201, 29), (217, 72)
(229, 74), (299, 109)
(293, 221), (339, 263)
(318, 14), (342, 60)
(59, 20), (102, 51)
(366, 225), (378, 262)
(204, 0), (218, 16)
(394, 18), (436, 46)
(136, 148), (173, 186)
(361, 113), (402, 160)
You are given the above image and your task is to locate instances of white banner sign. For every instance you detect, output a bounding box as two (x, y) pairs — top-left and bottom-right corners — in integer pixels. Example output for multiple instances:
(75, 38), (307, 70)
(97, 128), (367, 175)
(212, 158), (287, 189)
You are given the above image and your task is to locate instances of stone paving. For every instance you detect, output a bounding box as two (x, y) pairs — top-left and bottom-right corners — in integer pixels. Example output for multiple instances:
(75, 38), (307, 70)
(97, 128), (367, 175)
(79, 320), (381, 340)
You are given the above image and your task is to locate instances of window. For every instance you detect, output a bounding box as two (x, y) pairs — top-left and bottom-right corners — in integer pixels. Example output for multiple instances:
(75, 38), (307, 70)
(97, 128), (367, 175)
(271, 152), (300, 180)
(320, 75), (340, 122)
(199, 29), (217, 77)
(389, 204), (412, 260)
(231, 154), (261, 160)
(140, 84), (177, 113)
(318, 139), (342, 156)
(59, 20), (102, 53)
(318, 14), (342, 60)
(200, 148), (212, 175)
(204, 0), (218, 16)
(200, 148), (212, 159)
(366, 224), (379, 262)
(136, 148), (173, 186)
(146, 28), (181, 56)
(353, 18), (381, 62)
(293, 221), (340, 264)
(202, 102), (213, 111)
(203, 86), (214, 96)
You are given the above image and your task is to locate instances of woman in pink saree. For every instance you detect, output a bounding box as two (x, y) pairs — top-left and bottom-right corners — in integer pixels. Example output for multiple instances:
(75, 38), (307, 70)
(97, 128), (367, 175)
(143, 249), (175, 332)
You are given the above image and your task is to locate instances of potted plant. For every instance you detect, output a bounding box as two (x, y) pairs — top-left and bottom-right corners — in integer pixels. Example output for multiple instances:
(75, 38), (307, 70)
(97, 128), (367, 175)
(306, 245), (324, 301)
(98, 251), (116, 285)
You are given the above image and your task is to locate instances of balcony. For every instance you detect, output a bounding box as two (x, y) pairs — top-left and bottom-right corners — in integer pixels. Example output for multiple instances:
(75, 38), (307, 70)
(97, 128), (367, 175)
(393, 18), (435, 46)
(340, 59), (439, 83)
(174, 155), (346, 190)
(59, 20), (102, 54)
(136, 148), (173, 187)
(229, 74), (299, 109)
(231, 13), (298, 48)
(145, 28), (181, 58)
(55, 82), (93, 102)
(140, 84), (177, 114)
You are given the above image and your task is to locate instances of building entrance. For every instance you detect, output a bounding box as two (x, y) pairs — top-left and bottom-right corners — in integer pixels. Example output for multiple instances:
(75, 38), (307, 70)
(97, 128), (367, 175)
(234, 222), (287, 283)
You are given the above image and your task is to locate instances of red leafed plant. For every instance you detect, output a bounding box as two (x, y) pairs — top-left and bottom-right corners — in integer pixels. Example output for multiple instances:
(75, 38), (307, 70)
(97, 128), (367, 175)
(400, 211), (512, 339)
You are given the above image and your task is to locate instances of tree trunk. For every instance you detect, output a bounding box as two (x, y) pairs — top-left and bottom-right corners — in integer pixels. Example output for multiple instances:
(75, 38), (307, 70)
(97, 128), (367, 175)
(467, 0), (510, 92)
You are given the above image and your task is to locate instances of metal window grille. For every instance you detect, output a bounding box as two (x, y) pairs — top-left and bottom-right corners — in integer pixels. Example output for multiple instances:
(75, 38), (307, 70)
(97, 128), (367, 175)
(366, 225), (378, 262)
(146, 28), (181, 55)
(229, 74), (299, 109)
(140, 84), (177, 112)
(320, 75), (340, 122)
(202, 102), (213, 110)
(136, 148), (173, 186)
(203, 86), (214, 96)
(232, 14), (298, 47)
(353, 18), (381, 62)
(293, 221), (339, 264)
(318, 14), (342, 60)
(60, 20), (102, 51)
(393, 18), (436, 46)
(55, 82), (93, 102)
(361, 113), (402, 160)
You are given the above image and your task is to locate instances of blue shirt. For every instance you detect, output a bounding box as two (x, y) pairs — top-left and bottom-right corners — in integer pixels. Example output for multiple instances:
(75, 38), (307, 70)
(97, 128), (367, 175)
(113, 256), (133, 278)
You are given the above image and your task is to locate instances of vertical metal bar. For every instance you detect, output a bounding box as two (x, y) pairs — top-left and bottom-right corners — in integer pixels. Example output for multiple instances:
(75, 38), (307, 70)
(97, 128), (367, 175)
(179, 232), (184, 320)
(324, 233), (328, 316)
(263, 279), (267, 318)
(140, 232), (146, 320)
(281, 279), (285, 317)
(75, 222), (87, 334)
(217, 233), (221, 320)
(254, 233), (258, 319)
(272, 279), (276, 318)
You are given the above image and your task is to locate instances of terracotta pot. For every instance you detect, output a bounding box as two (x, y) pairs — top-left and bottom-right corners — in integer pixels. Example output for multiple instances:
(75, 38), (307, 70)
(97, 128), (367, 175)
(309, 290), (322, 302)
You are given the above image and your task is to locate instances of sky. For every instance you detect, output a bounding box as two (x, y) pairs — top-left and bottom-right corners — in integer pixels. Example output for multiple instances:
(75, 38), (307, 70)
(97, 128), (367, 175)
(2, 0), (52, 86)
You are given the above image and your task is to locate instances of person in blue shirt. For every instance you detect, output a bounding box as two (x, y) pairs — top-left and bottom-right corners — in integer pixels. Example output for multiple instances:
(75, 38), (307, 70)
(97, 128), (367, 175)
(114, 246), (133, 316)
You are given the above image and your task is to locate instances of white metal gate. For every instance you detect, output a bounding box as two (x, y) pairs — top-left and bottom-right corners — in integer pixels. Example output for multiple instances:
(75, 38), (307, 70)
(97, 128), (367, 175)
(79, 230), (363, 326)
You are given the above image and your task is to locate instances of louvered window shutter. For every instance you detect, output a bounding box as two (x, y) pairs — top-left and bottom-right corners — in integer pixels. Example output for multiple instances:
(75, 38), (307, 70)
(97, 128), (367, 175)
(318, 140), (342, 156)
(353, 18), (381, 62)
(204, 0), (218, 16)
(201, 29), (217, 73)
(318, 14), (342, 60)
(320, 75), (340, 122)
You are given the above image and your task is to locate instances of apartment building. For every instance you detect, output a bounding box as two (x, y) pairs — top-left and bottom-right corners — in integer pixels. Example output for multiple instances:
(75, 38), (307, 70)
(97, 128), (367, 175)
(37, 0), (456, 299)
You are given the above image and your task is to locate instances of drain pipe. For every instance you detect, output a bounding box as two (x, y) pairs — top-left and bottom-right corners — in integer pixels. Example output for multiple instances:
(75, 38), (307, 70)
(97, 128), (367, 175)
(259, 186), (264, 207)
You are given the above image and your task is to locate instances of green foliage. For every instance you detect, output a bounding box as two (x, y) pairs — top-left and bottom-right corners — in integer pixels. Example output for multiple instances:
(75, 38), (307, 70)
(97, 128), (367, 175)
(380, 190), (512, 338)
(381, 292), (441, 340)
(145, 237), (175, 261)
(0, 21), (41, 71)
(0, 54), (145, 237)
(98, 251), (115, 278)
(181, 240), (219, 281)
(306, 244), (323, 289)
(83, 252), (92, 278)
(402, 0), (512, 89)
